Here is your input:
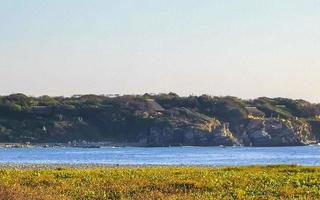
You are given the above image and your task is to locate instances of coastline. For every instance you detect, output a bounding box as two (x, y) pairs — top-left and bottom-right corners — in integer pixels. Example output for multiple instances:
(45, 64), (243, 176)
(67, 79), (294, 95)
(0, 163), (300, 169)
(0, 163), (141, 169)
(0, 142), (318, 148)
(0, 141), (141, 149)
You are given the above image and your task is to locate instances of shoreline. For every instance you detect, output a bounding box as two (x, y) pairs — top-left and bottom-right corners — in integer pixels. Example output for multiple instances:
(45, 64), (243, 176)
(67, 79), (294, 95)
(0, 142), (318, 148)
(0, 163), (138, 169)
(0, 141), (141, 148)
(0, 163), (303, 169)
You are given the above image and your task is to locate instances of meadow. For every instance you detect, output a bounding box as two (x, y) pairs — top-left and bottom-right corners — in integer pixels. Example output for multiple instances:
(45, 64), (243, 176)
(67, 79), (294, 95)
(0, 165), (320, 200)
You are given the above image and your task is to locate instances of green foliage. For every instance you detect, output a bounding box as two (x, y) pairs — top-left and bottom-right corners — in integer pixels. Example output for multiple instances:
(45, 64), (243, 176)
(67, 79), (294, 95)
(253, 97), (320, 119)
(196, 95), (248, 122)
(0, 165), (320, 199)
(253, 97), (294, 118)
(38, 95), (60, 106)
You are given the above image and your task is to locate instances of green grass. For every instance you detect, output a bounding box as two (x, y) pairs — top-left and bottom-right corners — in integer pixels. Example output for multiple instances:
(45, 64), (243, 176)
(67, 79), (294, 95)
(1, 165), (320, 199)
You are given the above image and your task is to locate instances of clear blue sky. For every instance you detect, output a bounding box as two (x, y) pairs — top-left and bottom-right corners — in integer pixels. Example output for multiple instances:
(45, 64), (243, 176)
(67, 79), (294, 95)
(0, 0), (319, 102)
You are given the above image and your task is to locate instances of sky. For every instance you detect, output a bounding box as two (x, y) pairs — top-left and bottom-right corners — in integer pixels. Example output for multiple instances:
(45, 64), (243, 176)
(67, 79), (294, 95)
(0, 0), (320, 102)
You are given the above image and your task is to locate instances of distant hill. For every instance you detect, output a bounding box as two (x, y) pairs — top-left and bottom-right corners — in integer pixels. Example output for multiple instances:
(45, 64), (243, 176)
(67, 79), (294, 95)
(0, 93), (319, 146)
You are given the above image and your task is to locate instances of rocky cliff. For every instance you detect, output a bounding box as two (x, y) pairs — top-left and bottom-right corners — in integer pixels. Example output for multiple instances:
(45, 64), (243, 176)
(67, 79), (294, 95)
(136, 110), (316, 147)
(137, 108), (240, 146)
(241, 119), (315, 146)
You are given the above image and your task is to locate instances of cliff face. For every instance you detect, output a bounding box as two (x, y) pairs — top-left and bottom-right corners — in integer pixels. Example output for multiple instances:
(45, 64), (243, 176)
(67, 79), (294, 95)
(137, 108), (240, 146)
(136, 115), (315, 147)
(132, 101), (318, 147)
(0, 93), (319, 146)
(241, 119), (315, 146)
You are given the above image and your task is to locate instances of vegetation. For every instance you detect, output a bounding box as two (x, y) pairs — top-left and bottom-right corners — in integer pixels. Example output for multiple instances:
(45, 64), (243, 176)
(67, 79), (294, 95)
(0, 93), (319, 145)
(0, 165), (320, 199)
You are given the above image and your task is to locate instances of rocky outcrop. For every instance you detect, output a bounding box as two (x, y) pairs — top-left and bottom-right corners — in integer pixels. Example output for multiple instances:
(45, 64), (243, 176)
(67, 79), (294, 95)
(138, 124), (240, 147)
(137, 108), (240, 146)
(243, 119), (316, 146)
(137, 113), (316, 147)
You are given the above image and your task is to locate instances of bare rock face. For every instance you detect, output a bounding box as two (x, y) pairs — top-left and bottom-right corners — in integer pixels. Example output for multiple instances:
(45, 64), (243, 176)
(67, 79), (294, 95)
(137, 107), (316, 147)
(138, 108), (240, 146)
(244, 119), (316, 146)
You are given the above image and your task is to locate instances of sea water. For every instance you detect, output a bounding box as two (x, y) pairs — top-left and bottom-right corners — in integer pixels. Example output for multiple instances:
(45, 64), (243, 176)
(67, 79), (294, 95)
(0, 146), (319, 166)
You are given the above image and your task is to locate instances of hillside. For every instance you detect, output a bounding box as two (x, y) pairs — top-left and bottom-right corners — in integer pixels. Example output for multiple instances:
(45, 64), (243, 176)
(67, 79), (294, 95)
(0, 93), (320, 147)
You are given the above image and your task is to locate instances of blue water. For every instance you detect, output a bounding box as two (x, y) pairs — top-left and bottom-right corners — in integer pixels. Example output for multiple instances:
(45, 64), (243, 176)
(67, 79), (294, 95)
(0, 146), (320, 166)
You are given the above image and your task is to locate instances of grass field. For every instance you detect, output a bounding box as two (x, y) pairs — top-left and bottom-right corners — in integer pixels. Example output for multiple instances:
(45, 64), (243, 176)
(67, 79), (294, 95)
(0, 165), (320, 199)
